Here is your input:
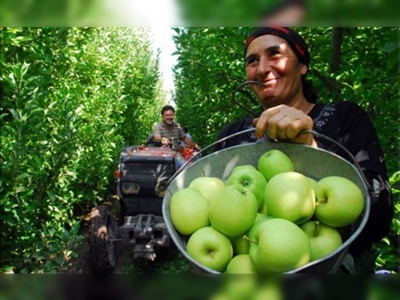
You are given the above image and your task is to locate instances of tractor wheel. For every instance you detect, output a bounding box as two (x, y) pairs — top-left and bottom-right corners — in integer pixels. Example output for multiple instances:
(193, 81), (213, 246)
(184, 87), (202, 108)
(88, 205), (117, 273)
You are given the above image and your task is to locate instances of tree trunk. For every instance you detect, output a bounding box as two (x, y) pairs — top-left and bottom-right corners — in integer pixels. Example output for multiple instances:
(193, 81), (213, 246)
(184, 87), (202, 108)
(330, 27), (343, 73)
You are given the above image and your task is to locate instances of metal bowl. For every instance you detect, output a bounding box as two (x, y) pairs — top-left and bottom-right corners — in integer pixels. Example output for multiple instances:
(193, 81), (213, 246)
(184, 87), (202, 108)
(162, 142), (371, 273)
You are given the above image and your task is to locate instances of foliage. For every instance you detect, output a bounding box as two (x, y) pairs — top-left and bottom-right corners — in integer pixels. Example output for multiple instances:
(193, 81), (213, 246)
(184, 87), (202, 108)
(172, 27), (399, 272)
(0, 27), (164, 273)
(1, 26), (398, 274)
(374, 171), (400, 272)
(172, 27), (251, 152)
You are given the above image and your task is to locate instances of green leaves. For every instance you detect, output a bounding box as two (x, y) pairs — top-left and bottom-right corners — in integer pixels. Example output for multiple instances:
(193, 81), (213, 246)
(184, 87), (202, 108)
(0, 27), (163, 273)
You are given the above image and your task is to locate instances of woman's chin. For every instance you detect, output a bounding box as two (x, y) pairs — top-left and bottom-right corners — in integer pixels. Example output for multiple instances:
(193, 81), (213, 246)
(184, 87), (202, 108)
(261, 96), (280, 108)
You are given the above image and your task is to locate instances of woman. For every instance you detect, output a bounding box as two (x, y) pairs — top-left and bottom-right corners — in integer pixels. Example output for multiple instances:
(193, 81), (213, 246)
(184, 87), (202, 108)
(215, 27), (393, 266)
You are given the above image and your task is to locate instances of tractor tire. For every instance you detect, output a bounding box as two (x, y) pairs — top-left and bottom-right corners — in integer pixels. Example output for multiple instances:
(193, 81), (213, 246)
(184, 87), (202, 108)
(88, 205), (117, 273)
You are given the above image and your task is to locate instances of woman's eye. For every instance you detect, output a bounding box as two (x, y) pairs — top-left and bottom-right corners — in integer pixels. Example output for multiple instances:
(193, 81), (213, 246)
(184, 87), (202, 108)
(269, 49), (280, 57)
(246, 57), (258, 66)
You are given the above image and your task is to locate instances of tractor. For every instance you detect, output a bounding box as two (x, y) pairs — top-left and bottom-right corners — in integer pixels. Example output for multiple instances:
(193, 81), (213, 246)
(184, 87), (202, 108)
(88, 140), (197, 273)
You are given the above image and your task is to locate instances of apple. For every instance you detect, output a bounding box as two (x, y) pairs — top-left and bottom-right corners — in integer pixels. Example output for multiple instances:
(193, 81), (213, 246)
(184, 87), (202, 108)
(189, 176), (225, 204)
(230, 234), (250, 255)
(247, 217), (275, 240)
(252, 279), (283, 300)
(226, 254), (256, 274)
(300, 220), (343, 261)
(231, 213), (269, 255)
(307, 177), (318, 190)
(247, 218), (311, 273)
(225, 167), (267, 210)
(186, 226), (233, 272)
(314, 176), (364, 227)
(264, 171), (315, 225)
(231, 164), (258, 173)
(209, 184), (258, 237)
(212, 276), (258, 300)
(257, 149), (294, 181)
(170, 187), (210, 235)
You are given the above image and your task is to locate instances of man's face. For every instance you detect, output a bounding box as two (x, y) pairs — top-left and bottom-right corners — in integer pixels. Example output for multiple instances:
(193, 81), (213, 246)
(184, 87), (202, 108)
(162, 109), (175, 125)
(245, 34), (308, 109)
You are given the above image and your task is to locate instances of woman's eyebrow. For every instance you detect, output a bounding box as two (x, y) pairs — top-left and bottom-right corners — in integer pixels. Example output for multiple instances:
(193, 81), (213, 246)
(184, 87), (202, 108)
(265, 45), (281, 53)
(245, 44), (283, 63)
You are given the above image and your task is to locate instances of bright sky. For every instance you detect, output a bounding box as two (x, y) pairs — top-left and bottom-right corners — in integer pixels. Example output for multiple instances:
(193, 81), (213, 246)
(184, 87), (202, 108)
(105, 0), (181, 26)
(151, 27), (178, 98)
(104, 1), (180, 101)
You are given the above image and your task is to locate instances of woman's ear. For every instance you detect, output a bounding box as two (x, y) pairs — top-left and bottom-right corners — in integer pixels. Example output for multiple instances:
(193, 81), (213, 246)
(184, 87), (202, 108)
(301, 64), (308, 75)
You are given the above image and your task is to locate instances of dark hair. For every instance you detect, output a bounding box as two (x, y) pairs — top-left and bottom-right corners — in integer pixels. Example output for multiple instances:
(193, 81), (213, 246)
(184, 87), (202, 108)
(161, 105), (175, 115)
(182, 126), (188, 134)
(245, 27), (317, 103)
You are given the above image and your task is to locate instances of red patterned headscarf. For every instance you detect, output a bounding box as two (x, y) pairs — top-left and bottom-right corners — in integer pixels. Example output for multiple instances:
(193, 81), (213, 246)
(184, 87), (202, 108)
(244, 27), (310, 67)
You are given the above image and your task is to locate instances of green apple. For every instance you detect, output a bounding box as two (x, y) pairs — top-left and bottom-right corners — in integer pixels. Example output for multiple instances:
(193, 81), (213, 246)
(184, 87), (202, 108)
(257, 149), (294, 181)
(189, 176), (225, 203)
(264, 171), (315, 225)
(231, 213), (269, 255)
(231, 164), (258, 173)
(307, 177), (318, 190)
(247, 217), (273, 241)
(248, 218), (311, 273)
(229, 213), (266, 254)
(300, 220), (343, 261)
(225, 167), (267, 210)
(226, 254), (256, 274)
(186, 226), (233, 272)
(209, 184), (258, 237)
(170, 187), (210, 235)
(212, 276), (258, 300)
(314, 176), (364, 227)
(230, 234), (250, 255)
(252, 279), (283, 300)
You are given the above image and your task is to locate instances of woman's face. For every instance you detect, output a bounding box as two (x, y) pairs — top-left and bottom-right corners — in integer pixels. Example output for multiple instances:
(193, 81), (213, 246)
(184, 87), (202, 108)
(245, 34), (308, 109)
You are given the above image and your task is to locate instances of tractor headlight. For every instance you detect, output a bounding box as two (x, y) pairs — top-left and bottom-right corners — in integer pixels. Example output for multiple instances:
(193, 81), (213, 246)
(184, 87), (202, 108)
(122, 182), (140, 194)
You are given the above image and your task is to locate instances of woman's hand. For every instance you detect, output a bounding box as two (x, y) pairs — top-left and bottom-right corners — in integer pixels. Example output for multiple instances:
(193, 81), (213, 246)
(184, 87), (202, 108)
(253, 105), (317, 147)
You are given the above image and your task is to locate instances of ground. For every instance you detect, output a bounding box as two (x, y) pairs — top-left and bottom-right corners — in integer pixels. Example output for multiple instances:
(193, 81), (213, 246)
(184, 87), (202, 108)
(65, 200), (193, 274)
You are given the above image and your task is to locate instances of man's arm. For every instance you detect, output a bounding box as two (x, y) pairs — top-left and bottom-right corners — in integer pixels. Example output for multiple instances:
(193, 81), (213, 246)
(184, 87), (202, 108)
(182, 136), (200, 150)
(152, 123), (163, 142)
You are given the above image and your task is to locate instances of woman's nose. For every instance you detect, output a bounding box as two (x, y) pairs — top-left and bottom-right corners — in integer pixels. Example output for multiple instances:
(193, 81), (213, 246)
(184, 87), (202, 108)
(257, 57), (271, 76)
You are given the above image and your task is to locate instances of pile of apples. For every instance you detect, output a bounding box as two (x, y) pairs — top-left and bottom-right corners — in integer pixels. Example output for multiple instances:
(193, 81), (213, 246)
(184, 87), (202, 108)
(169, 149), (365, 274)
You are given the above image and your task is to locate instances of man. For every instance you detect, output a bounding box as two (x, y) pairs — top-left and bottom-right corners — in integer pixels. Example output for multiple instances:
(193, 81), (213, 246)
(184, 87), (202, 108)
(152, 105), (200, 151)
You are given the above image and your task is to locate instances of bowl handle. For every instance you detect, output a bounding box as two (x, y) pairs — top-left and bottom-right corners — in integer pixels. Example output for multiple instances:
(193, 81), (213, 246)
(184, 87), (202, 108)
(161, 128), (377, 200)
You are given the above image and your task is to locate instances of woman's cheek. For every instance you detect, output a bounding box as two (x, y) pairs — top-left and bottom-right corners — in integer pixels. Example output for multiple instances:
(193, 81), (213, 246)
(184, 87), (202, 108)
(245, 67), (255, 80)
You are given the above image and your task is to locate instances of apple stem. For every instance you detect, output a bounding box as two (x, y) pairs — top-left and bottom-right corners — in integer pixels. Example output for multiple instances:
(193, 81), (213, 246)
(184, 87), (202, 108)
(201, 169), (206, 177)
(316, 198), (327, 205)
(313, 221), (320, 237)
(243, 235), (258, 245)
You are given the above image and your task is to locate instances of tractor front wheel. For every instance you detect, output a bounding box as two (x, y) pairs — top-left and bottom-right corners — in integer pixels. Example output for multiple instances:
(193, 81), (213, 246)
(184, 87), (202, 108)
(88, 205), (117, 273)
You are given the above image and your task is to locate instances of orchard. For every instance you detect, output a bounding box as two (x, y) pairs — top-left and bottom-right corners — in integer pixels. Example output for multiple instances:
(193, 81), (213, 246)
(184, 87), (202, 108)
(1, 27), (398, 274)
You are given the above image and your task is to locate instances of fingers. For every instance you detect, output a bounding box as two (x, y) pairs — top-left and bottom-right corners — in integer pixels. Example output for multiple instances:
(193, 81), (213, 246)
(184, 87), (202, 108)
(254, 107), (281, 138)
(254, 105), (316, 146)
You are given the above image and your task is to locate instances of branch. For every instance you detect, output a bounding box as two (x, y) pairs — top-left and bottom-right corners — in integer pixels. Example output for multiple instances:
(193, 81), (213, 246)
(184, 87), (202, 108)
(330, 27), (344, 73)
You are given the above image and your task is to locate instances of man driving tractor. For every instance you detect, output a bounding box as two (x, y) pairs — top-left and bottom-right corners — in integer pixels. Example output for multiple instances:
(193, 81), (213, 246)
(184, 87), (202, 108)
(152, 105), (201, 151)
